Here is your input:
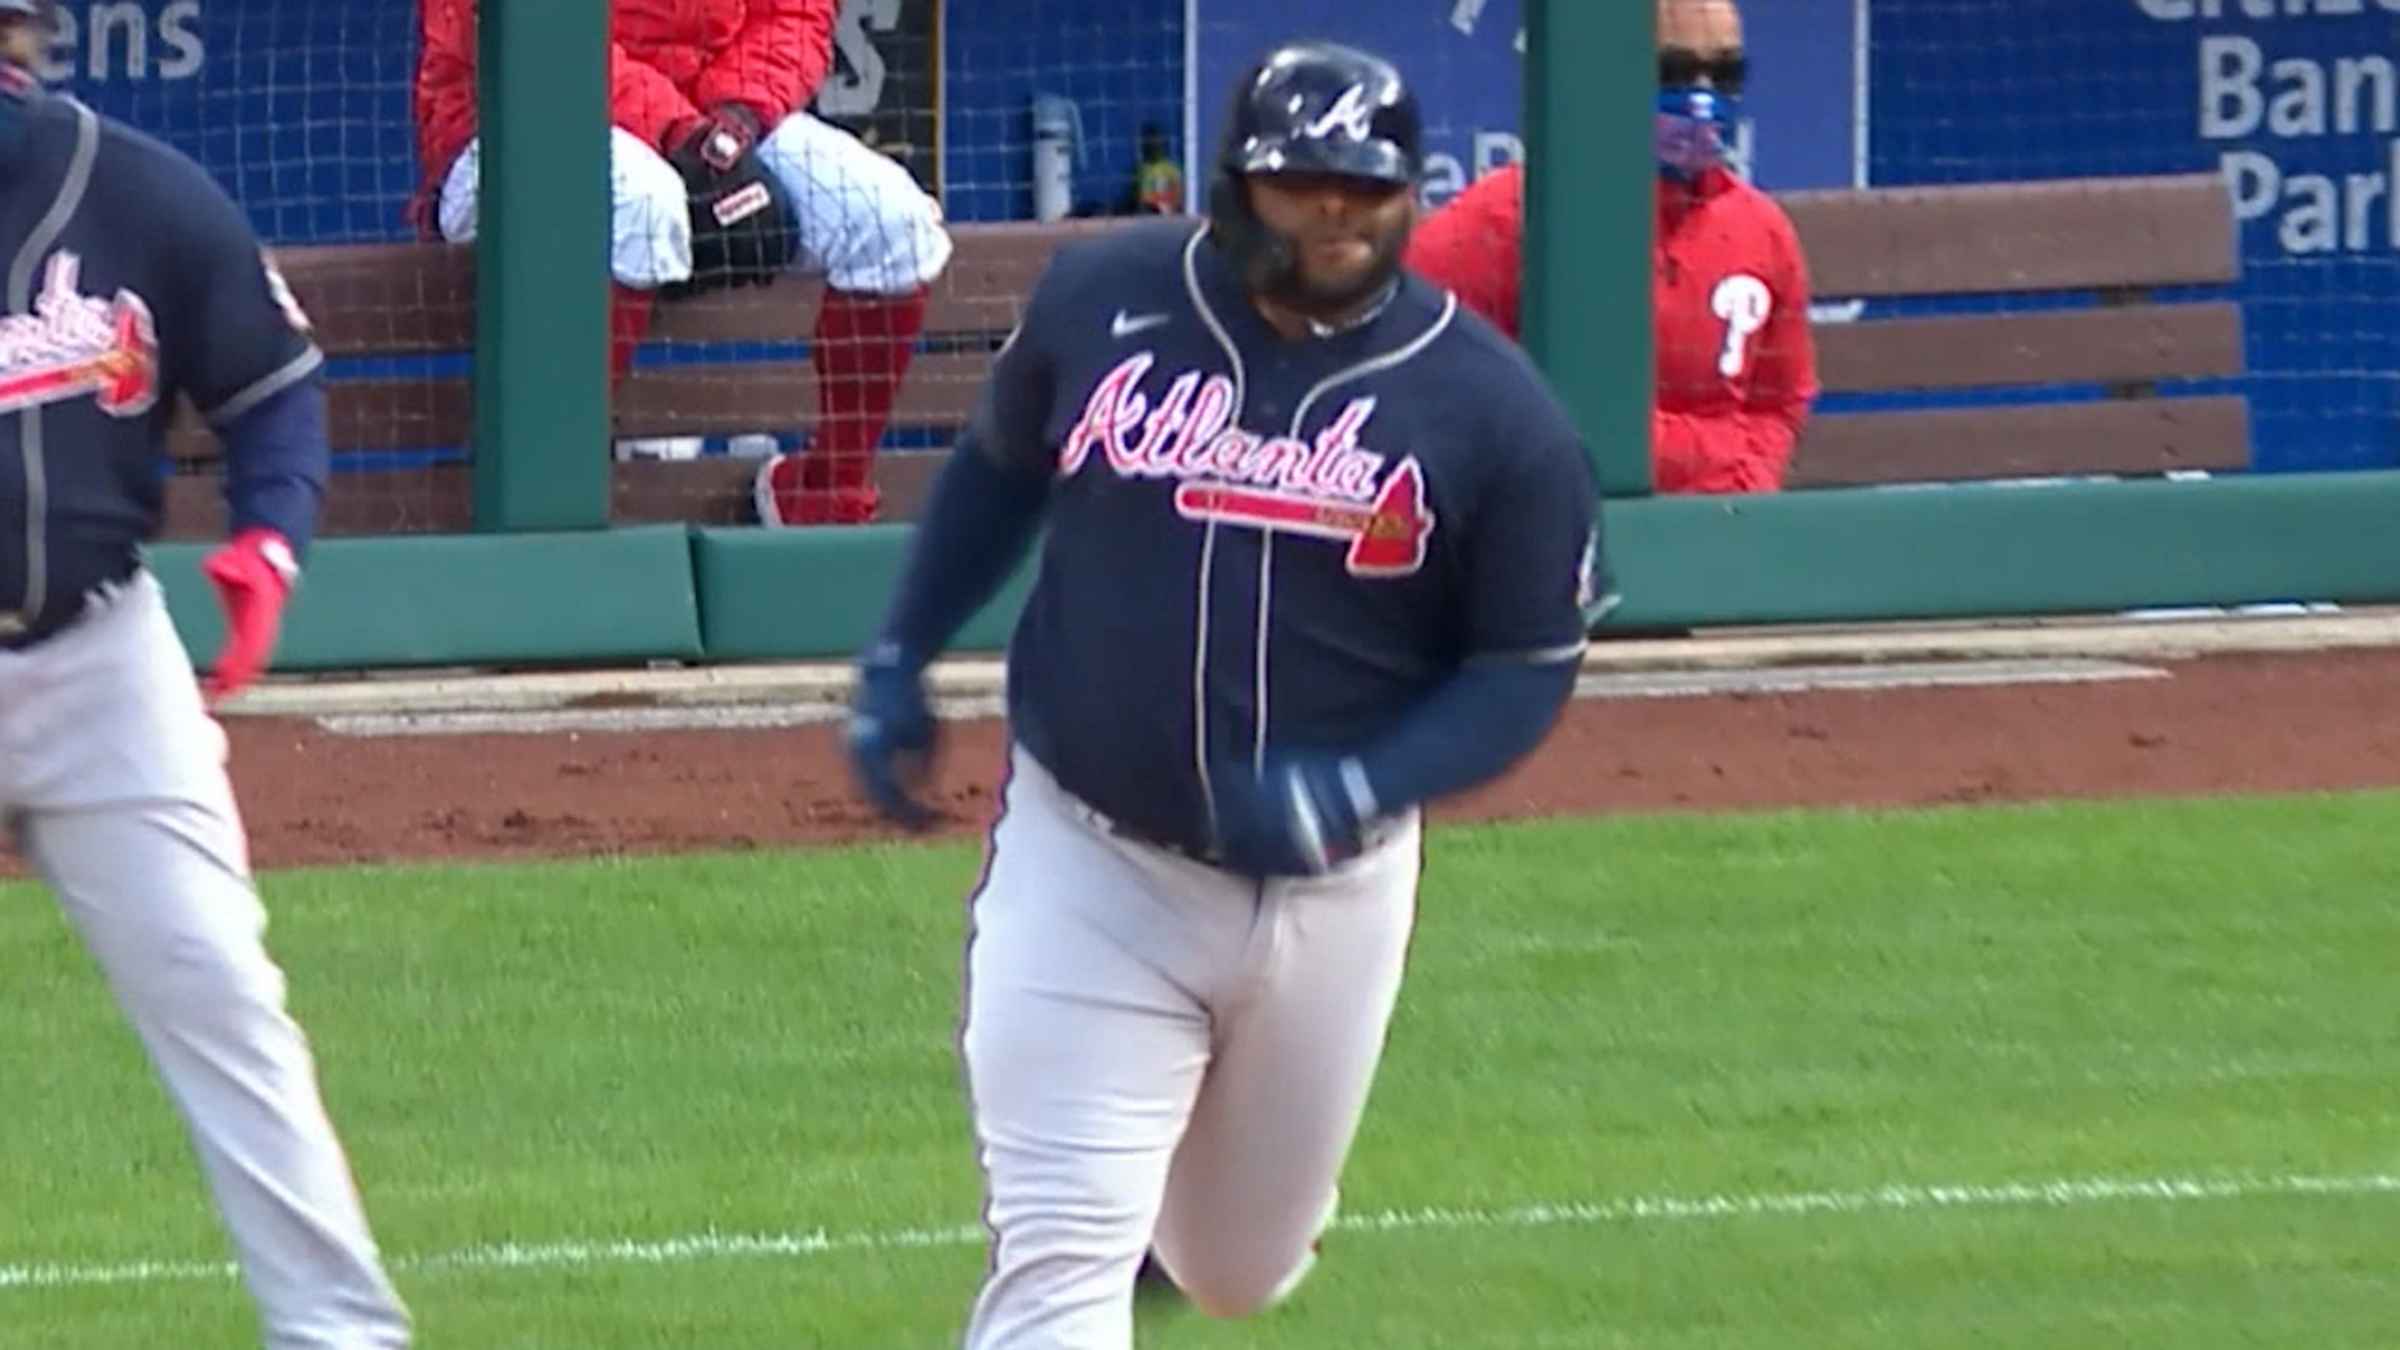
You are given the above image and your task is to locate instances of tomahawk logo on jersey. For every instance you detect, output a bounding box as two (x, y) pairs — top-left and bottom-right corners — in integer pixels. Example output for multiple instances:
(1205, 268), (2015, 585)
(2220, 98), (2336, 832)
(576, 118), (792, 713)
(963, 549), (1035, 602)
(1056, 354), (1437, 576)
(979, 217), (1601, 859)
(0, 253), (160, 418)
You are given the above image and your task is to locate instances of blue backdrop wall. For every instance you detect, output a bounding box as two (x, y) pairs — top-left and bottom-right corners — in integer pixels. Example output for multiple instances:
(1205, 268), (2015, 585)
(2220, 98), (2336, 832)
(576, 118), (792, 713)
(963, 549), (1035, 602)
(1867, 0), (2399, 475)
(43, 0), (1187, 240)
(48, 1), (2392, 474)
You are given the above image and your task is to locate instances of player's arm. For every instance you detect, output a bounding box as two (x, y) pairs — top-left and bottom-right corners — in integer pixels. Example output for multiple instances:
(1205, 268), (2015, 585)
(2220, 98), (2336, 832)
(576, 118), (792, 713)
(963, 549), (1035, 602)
(160, 160), (329, 702)
(868, 277), (1064, 673)
(414, 0), (478, 164)
(688, 0), (837, 132)
(1745, 215), (1820, 464)
(1346, 404), (1601, 816)
(611, 43), (706, 154)
(847, 257), (1069, 827)
(1651, 405), (1792, 494)
(1651, 217), (1818, 494)
(1216, 388), (1607, 875)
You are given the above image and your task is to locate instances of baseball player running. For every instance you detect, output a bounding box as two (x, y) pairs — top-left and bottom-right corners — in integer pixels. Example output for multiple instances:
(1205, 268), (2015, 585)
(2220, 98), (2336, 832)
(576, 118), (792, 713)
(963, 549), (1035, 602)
(849, 40), (1610, 1348)
(0, 5), (410, 1344)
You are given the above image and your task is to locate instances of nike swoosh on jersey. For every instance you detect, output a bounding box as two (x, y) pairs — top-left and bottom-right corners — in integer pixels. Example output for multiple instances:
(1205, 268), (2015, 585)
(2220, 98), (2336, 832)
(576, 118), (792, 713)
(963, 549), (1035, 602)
(1110, 310), (1171, 339)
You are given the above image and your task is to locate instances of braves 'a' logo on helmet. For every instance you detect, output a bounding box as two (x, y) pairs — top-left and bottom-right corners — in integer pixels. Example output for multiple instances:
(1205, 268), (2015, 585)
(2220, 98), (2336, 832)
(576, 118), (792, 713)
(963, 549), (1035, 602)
(1304, 83), (1379, 143)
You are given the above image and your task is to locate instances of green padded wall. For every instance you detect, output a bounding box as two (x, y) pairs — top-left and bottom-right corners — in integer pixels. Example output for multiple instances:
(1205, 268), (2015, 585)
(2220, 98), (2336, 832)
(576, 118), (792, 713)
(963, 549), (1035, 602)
(1597, 474), (2400, 628)
(690, 526), (1038, 661)
(151, 526), (700, 671)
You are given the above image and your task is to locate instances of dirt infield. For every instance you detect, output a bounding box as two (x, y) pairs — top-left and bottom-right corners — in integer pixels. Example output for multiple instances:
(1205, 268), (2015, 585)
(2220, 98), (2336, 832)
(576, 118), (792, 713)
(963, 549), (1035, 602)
(212, 645), (2400, 870)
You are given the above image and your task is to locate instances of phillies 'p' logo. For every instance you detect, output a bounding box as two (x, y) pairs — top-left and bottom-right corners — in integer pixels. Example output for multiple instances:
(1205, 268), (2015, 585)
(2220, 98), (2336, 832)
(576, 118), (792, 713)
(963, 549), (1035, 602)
(1711, 273), (1772, 378)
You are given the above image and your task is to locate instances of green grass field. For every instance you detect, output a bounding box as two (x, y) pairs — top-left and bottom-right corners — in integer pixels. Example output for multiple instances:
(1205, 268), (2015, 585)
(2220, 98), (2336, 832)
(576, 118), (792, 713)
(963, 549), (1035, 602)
(3, 792), (2396, 1347)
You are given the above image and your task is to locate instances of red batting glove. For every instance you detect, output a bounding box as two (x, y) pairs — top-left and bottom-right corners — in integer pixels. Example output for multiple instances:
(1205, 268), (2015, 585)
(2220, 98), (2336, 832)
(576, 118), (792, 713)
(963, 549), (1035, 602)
(200, 528), (299, 705)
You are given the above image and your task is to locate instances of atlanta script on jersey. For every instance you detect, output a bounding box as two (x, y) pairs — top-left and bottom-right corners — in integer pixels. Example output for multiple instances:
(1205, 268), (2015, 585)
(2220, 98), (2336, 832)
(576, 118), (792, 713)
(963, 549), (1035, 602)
(976, 219), (1600, 858)
(1058, 352), (1438, 578)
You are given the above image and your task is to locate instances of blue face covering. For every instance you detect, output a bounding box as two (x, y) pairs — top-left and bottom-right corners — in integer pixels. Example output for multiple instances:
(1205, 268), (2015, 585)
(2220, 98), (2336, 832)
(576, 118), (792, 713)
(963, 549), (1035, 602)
(1656, 86), (1739, 183)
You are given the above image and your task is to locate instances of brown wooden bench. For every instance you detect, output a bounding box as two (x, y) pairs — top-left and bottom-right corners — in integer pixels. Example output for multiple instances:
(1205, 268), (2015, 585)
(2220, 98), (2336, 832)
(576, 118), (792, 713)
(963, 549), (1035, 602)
(160, 171), (2244, 534)
(160, 220), (1121, 538)
(1781, 172), (2249, 487)
(164, 240), (475, 537)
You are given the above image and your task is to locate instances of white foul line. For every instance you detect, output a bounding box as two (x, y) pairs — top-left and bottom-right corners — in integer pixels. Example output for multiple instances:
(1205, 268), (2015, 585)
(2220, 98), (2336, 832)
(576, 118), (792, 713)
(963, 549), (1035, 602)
(4, 1171), (2394, 1294)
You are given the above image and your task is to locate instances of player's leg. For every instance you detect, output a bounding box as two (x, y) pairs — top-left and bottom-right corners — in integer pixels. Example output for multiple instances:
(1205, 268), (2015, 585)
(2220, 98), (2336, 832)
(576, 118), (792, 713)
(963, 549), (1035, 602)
(752, 112), (955, 525)
(12, 576), (411, 1348)
(959, 749), (1249, 1350)
(1148, 821), (1423, 1319)
(435, 128), (695, 291)
(436, 129), (701, 459)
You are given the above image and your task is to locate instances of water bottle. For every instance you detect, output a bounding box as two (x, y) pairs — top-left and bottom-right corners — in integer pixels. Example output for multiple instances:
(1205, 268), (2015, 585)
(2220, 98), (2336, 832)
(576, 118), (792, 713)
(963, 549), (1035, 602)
(1031, 93), (1085, 222)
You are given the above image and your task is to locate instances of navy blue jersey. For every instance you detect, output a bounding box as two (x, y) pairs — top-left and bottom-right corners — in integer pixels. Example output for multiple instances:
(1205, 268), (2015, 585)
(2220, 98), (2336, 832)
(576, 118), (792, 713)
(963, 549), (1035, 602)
(0, 93), (322, 641)
(984, 219), (1601, 856)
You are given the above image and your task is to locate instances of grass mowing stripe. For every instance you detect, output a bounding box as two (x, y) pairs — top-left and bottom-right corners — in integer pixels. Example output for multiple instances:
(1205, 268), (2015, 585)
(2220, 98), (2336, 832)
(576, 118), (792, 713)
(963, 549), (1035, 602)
(0, 1259), (237, 1291)
(1340, 1172), (2400, 1231)
(6, 1171), (2394, 1294)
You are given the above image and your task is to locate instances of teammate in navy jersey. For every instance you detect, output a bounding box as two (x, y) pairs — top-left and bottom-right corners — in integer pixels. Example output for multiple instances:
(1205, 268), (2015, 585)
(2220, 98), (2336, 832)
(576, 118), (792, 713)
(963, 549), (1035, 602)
(0, 2), (410, 1342)
(848, 38), (1611, 1347)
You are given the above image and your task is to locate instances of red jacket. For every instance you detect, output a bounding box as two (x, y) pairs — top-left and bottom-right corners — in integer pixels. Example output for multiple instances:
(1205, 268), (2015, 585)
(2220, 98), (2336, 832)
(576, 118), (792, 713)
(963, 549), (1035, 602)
(1404, 162), (1819, 495)
(414, 0), (838, 208)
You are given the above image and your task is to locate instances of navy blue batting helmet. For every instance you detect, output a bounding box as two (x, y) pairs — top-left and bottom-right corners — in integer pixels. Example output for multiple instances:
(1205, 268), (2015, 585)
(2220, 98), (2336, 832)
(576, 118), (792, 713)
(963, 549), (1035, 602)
(1208, 40), (1424, 299)
(1219, 40), (1423, 186)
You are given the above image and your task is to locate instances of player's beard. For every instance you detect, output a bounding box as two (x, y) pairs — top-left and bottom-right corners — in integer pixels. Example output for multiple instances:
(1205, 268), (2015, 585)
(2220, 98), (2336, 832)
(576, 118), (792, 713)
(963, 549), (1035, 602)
(1258, 215), (1412, 326)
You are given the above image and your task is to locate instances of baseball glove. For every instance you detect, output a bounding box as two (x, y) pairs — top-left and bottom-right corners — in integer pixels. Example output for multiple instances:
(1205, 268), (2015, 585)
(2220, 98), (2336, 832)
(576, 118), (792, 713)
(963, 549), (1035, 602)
(663, 111), (800, 299)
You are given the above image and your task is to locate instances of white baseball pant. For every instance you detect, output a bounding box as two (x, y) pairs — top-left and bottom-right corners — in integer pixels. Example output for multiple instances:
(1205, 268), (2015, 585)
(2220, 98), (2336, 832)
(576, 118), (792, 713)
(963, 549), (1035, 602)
(435, 112), (953, 297)
(0, 573), (412, 1349)
(959, 745), (1421, 1348)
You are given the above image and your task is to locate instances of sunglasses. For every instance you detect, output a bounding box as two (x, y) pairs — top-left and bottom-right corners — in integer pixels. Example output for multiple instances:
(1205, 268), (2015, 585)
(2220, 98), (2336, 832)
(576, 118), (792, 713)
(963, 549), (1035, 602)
(1658, 47), (1748, 95)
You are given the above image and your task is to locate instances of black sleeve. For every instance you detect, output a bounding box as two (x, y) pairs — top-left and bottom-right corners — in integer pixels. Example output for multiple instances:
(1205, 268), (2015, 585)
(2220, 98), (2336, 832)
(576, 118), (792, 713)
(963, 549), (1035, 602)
(1464, 384), (1607, 664)
(963, 249), (1075, 475)
(1346, 380), (1606, 816)
(157, 152), (324, 425)
(866, 248), (1089, 672)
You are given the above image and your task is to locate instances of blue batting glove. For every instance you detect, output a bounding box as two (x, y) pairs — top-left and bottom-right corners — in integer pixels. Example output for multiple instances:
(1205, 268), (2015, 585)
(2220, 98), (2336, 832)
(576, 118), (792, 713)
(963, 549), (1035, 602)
(1209, 754), (1376, 878)
(848, 641), (941, 831)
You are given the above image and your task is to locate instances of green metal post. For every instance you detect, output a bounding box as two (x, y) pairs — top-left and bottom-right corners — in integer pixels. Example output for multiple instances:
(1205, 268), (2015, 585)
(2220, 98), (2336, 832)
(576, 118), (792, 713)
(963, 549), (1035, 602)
(1522, 0), (1656, 497)
(472, 0), (612, 531)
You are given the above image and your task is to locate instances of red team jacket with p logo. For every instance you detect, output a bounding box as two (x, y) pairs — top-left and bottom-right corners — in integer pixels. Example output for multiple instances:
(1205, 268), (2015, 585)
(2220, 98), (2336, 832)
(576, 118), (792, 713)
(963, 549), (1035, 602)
(1402, 162), (1819, 495)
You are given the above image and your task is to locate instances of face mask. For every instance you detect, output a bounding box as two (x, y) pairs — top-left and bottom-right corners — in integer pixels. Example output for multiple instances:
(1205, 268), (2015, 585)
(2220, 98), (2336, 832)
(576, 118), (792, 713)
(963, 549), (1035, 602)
(1656, 86), (1739, 183)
